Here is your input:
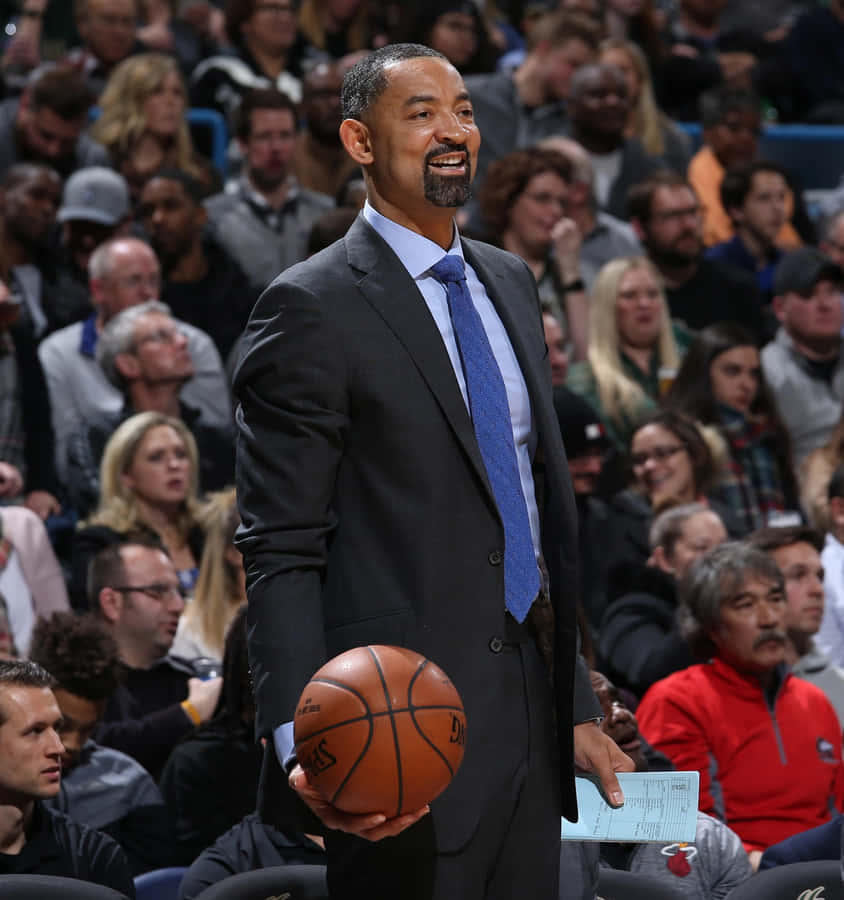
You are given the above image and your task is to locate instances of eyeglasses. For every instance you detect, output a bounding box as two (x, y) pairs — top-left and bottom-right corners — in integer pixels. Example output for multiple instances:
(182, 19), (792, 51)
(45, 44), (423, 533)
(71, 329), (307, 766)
(134, 326), (184, 348)
(630, 444), (685, 468)
(115, 273), (162, 292)
(111, 583), (187, 601)
(522, 191), (566, 210)
(650, 205), (702, 224)
(254, 2), (296, 15)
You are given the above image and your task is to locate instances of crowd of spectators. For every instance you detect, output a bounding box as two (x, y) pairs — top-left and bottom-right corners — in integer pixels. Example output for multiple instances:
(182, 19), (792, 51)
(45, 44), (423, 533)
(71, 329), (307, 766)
(2, 0), (844, 896)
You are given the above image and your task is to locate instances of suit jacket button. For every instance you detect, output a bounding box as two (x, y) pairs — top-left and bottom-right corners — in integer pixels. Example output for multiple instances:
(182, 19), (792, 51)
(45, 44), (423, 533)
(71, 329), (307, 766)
(488, 550), (502, 565)
(489, 637), (503, 653)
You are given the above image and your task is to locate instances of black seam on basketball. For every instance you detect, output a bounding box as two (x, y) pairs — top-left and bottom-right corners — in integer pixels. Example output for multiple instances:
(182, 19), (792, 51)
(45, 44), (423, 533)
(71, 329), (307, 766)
(407, 662), (457, 778)
(309, 676), (373, 710)
(367, 646), (403, 817)
(295, 705), (465, 744)
(328, 711), (374, 808)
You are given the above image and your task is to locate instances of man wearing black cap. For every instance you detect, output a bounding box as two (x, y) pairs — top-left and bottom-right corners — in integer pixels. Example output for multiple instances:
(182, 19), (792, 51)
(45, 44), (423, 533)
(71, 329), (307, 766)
(553, 386), (612, 636)
(761, 247), (844, 465)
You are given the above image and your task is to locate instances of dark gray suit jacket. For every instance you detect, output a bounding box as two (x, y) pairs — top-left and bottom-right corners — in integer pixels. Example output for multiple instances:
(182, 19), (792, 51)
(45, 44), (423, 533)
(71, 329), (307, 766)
(233, 214), (599, 849)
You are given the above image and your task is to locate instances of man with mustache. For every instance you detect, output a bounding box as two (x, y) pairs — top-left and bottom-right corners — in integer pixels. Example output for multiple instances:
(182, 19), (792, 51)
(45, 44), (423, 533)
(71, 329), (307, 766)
(749, 525), (844, 729)
(234, 42), (631, 899)
(629, 170), (765, 340)
(637, 541), (844, 868)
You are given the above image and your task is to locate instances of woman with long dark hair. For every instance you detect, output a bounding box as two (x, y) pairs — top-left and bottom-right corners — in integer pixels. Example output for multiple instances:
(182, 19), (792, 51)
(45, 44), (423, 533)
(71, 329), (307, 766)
(664, 322), (801, 534)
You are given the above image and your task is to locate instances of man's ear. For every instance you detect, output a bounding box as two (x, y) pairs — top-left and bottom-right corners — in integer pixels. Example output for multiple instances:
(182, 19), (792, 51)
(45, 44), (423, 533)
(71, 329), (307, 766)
(772, 294), (787, 324)
(114, 353), (140, 381)
(339, 118), (373, 166)
(651, 545), (674, 575)
(194, 204), (208, 229)
(98, 587), (123, 624)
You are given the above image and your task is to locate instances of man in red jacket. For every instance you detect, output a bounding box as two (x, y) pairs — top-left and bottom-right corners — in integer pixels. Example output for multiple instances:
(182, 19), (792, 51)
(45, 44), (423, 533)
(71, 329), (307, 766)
(638, 541), (844, 869)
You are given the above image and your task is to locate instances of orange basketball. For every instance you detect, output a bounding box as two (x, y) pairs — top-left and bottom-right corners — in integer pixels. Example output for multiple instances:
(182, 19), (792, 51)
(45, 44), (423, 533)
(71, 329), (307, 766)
(293, 645), (467, 817)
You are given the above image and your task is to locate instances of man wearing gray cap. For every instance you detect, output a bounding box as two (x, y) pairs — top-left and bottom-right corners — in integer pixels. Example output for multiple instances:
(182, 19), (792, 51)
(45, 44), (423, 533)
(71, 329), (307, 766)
(761, 246), (844, 465)
(57, 166), (130, 284)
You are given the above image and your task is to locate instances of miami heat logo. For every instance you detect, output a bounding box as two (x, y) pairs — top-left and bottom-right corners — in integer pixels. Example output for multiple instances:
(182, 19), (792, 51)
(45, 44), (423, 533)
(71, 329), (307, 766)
(661, 842), (698, 877)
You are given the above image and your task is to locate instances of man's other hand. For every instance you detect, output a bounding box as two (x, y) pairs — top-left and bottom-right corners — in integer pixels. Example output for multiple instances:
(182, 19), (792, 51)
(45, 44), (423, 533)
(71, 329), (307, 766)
(573, 720), (635, 807)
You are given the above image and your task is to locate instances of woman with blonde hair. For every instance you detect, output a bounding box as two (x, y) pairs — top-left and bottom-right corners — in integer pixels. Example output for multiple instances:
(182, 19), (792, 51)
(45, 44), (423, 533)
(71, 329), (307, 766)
(70, 412), (206, 609)
(566, 256), (691, 452)
(172, 488), (244, 663)
(92, 53), (215, 198)
(599, 38), (690, 173)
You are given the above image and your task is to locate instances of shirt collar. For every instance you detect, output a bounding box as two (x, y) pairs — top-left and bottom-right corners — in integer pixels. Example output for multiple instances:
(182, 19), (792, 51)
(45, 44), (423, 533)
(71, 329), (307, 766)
(79, 313), (98, 357)
(362, 200), (463, 279)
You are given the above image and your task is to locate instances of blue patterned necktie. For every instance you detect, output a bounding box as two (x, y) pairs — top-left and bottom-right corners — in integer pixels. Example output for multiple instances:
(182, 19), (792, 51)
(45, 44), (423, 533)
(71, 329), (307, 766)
(430, 254), (539, 623)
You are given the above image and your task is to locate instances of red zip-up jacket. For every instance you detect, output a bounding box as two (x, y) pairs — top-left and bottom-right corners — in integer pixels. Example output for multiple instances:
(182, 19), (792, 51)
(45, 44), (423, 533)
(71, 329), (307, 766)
(638, 657), (844, 851)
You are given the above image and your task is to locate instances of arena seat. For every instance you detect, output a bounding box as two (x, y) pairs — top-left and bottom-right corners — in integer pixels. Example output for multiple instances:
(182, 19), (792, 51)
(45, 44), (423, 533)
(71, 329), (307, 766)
(194, 864), (328, 900)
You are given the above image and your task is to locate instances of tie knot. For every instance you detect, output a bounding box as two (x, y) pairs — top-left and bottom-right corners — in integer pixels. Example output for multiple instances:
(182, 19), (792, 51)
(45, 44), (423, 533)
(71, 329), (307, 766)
(431, 254), (466, 286)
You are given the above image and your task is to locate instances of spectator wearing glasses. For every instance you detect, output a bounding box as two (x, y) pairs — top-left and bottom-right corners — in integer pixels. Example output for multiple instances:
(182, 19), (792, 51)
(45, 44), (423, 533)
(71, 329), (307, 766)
(91, 539), (223, 777)
(478, 147), (589, 361)
(629, 170), (765, 339)
(608, 411), (735, 580)
(38, 237), (231, 487)
(190, 0), (317, 119)
(71, 412), (212, 611)
(65, 302), (235, 518)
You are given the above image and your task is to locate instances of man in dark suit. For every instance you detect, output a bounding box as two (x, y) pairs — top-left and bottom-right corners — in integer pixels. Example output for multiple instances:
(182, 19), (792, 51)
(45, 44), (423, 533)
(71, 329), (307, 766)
(234, 43), (632, 899)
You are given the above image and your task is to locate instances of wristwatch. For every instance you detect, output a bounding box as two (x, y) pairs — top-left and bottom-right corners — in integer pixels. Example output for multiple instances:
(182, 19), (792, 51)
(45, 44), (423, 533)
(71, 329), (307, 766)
(563, 278), (585, 293)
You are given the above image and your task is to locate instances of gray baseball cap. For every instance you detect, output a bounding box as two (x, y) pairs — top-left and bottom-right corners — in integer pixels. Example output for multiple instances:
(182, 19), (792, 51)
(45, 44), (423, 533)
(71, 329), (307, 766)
(57, 167), (130, 226)
(773, 246), (843, 297)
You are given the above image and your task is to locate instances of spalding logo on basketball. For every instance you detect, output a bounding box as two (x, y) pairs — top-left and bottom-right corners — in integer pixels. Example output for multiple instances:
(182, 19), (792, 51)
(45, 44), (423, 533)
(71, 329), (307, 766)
(293, 645), (467, 818)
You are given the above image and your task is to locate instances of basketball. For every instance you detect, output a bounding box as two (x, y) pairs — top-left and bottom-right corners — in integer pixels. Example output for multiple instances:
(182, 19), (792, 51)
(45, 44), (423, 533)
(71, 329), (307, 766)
(293, 645), (467, 818)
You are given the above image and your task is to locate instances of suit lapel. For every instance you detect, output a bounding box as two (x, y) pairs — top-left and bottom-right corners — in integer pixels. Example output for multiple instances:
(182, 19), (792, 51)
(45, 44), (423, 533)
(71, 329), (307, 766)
(345, 218), (496, 504)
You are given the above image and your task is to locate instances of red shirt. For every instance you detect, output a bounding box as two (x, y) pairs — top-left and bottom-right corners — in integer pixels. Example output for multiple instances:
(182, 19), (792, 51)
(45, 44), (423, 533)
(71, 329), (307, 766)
(637, 657), (844, 851)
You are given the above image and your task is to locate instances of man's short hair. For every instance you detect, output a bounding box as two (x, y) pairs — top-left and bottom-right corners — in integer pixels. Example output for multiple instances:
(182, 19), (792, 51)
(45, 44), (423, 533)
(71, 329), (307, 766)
(340, 44), (446, 122)
(526, 10), (601, 53)
(0, 660), (55, 725)
(627, 170), (694, 222)
(96, 299), (173, 390)
(235, 88), (298, 141)
(87, 537), (167, 613)
(720, 160), (788, 220)
(699, 85), (760, 129)
(145, 167), (206, 205)
(678, 541), (784, 659)
(29, 612), (121, 703)
(28, 65), (94, 121)
(748, 525), (824, 555)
